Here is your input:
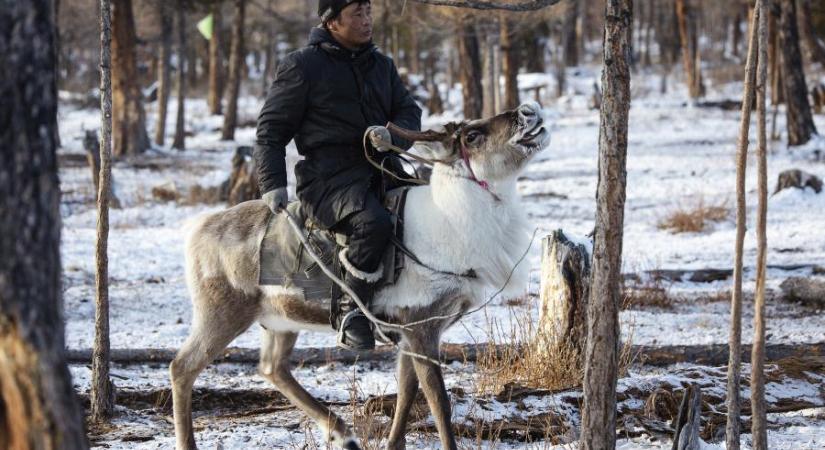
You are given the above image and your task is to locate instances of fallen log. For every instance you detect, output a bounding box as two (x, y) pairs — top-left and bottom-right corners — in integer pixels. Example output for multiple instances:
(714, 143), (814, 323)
(66, 342), (825, 368)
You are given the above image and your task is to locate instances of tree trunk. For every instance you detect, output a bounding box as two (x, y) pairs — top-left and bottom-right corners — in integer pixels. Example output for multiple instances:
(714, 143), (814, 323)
(579, 0), (632, 449)
(751, 2), (769, 448)
(768, 7), (784, 106)
(261, 11), (275, 96)
(727, 6), (762, 450)
(221, 0), (245, 140)
(111, 0), (150, 157)
(500, 17), (519, 110)
(642, 0), (654, 66)
(92, 0), (115, 422)
(155, 4), (171, 146)
(172, 3), (186, 150)
(732, 8), (742, 59)
(208, 1), (224, 115)
(538, 230), (591, 365)
(562, 0), (579, 66)
(523, 21), (548, 73)
(779, 0), (817, 146)
(457, 19), (483, 120)
(797, 0), (825, 66)
(675, 0), (705, 98)
(482, 31), (497, 117)
(0, 2), (89, 448)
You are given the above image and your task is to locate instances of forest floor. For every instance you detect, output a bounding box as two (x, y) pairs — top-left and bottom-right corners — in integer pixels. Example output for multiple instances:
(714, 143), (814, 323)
(57, 69), (825, 449)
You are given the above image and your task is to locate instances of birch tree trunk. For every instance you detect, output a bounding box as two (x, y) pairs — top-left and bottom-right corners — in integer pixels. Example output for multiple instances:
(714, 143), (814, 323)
(778, 0), (817, 146)
(580, 1), (632, 448)
(111, 0), (150, 157)
(154, 3), (171, 146)
(727, 6), (761, 450)
(92, 0), (115, 422)
(221, 0), (245, 140)
(750, 1), (769, 448)
(208, 1), (224, 115)
(172, 3), (186, 150)
(0, 2), (89, 447)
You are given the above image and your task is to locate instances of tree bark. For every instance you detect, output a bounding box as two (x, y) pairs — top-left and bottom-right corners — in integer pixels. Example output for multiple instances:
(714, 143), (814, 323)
(154, 3), (172, 146)
(221, 0), (245, 140)
(457, 18), (483, 119)
(0, 2), (89, 448)
(482, 30), (497, 117)
(768, 6), (784, 106)
(500, 16), (520, 110)
(92, 0), (115, 422)
(538, 230), (591, 365)
(579, 0), (632, 449)
(111, 0), (150, 157)
(797, 0), (825, 66)
(172, 2), (186, 150)
(562, 0), (579, 66)
(208, 1), (224, 115)
(750, 2), (769, 448)
(727, 6), (761, 450)
(779, 0), (817, 146)
(675, 0), (705, 98)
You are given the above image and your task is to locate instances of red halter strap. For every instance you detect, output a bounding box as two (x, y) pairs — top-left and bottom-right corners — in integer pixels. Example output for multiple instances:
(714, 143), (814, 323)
(459, 143), (499, 201)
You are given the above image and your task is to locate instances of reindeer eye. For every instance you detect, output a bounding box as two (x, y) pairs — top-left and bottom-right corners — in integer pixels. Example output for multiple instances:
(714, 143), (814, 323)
(465, 130), (483, 146)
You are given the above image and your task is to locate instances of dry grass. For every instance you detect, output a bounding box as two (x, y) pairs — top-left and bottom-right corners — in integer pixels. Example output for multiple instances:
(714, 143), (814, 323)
(658, 198), (730, 233)
(622, 275), (673, 309)
(474, 303), (636, 397)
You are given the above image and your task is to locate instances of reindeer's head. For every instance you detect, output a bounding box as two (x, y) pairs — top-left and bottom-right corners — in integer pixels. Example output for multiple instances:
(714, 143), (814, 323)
(389, 102), (550, 183)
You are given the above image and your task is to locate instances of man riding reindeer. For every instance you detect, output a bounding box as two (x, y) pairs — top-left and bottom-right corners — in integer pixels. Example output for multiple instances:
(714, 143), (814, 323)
(254, 0), (422, 351)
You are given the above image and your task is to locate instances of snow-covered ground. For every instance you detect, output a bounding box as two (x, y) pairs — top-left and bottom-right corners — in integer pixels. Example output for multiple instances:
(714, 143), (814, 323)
(57, 68), (825, 449)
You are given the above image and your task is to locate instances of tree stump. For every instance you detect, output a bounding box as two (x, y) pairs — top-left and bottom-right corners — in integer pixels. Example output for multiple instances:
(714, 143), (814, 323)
(672, 385), (703, 450)
(537, 230), (592, 360)
(226, 145), (259, 206)
(773, 169), (823, 194)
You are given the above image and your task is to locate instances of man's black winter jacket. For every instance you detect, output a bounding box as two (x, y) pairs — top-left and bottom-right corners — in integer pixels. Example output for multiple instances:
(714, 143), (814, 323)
(254, 27), (422, 228)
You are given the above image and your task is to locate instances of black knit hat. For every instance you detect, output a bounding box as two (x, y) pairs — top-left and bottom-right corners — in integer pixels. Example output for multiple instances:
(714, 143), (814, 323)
(318, 0), (370, 22)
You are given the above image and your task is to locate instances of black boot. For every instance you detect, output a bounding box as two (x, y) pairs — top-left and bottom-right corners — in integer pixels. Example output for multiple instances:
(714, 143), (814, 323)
(335, 271), (378, 351)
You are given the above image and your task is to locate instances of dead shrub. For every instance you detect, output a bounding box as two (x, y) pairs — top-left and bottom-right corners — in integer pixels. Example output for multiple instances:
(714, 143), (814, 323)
(622, 275), (673, 309)
(658, 198), (729, 233)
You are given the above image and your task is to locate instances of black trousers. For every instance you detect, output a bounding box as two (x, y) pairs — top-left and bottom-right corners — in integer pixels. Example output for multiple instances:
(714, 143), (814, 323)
(332, 190), (392, 274)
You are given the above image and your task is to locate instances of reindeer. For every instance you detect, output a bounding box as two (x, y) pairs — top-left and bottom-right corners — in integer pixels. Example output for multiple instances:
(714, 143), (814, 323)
(170, 102), (550, 450)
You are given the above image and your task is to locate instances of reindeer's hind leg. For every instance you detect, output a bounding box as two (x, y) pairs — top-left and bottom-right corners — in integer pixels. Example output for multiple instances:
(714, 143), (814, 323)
(408, 332), (457, 450)
(170, 281), (259, 450)
(259, 330), (360, 450)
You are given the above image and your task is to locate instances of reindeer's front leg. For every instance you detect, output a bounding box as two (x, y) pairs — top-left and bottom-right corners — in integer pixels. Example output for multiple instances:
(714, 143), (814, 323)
(408, 336), (457, 450)
(386, 347), (419, 450)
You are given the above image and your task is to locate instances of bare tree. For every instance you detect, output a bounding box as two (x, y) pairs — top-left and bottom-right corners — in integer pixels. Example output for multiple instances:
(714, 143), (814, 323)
(500, 16), (520, 110)
(111, 0), (150, 157)
(0, 2), (89, 448)
(580, 0), (632, 449)
(457, 18), (484, 119)
(562, 0), (578, 66)
(208, 0), (225, 114)
(155, 2), (172, 146)
(675, 0), (705, 98)
(172, 1), (187, 150)
(727, 5), (761, 450)
(91, 0), (116, 422)
(778, 0), (817, 146)
(221, 0), (246, 140)
(751, 1), (769, 449)
(797, 0), (825, 66)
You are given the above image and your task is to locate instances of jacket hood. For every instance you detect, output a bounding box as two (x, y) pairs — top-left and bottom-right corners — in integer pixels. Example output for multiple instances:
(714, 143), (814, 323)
(308, 26), (376, 59)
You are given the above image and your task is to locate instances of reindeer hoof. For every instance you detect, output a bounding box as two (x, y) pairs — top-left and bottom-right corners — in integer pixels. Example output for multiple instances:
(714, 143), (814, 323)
(343, 441), (361, 450)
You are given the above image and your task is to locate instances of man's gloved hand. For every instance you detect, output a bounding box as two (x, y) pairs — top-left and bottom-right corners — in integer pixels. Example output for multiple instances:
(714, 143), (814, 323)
(262, 187), (288, 214)
(366, 125), (392, 152)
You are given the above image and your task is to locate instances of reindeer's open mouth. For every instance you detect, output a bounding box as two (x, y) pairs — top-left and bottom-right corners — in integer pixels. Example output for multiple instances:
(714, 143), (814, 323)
(515, 122), (549, 153)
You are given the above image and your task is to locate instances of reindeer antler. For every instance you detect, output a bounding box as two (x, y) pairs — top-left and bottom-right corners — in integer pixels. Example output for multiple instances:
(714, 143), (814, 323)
(386, 122), (448, 142)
